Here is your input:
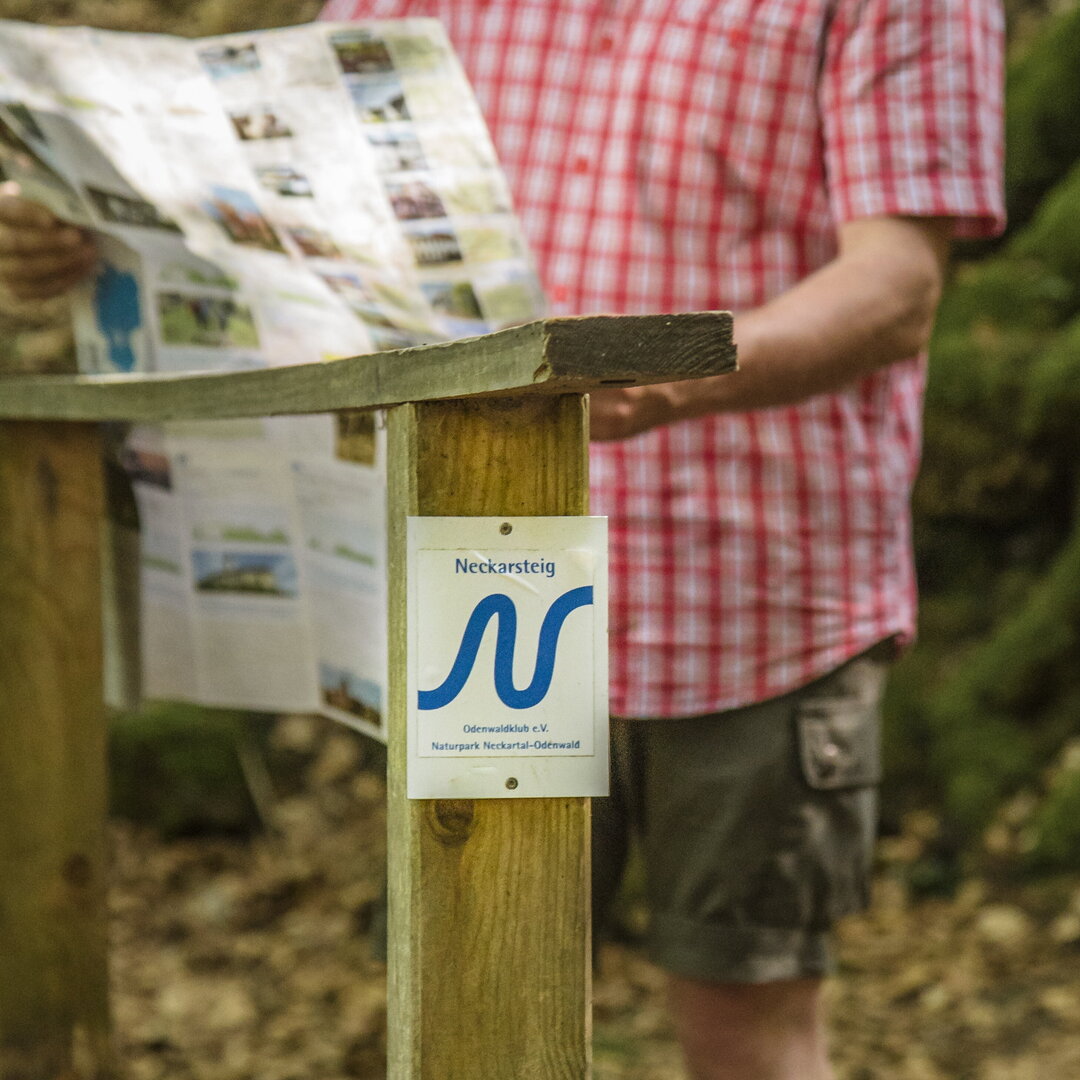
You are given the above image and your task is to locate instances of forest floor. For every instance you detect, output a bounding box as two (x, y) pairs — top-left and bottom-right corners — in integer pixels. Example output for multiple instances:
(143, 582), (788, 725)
(109, 718), (1080, 1080)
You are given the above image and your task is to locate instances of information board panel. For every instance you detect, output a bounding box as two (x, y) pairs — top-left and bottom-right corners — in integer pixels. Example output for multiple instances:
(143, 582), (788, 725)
(407, 516), (608, 799)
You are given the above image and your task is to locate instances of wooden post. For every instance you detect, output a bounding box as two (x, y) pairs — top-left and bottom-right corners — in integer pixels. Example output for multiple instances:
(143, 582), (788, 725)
(0, 420), (114, 1079)
(386, 394), (591, 1079)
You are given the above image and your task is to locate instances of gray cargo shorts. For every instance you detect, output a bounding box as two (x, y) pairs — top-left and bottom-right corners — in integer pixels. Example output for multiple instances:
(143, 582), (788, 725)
(592, 647), (889, 983)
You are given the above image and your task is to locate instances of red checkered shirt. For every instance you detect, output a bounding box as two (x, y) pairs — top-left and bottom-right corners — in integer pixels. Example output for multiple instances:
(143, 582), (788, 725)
(322, 0), (1006, 717)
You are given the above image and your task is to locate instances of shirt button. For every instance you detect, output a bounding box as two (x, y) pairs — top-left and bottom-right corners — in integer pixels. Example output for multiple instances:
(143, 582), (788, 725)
(818, 742), (842, 775)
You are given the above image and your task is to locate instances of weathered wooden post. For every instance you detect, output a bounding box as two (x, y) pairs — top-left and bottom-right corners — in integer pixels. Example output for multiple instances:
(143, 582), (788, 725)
(0, 313), (735, 1080)
(385, 393), (591, 1079)
(0, 348), (114, 1077)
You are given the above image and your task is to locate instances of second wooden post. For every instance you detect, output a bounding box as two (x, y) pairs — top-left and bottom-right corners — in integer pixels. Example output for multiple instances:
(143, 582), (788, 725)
(0, 421), (113, 1079)
(386, 393), (591, 1080)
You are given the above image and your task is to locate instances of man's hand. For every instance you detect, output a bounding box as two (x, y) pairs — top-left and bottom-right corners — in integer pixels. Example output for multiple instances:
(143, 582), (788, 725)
(0, 184), (97, 301)
(589, 383), (681, 442)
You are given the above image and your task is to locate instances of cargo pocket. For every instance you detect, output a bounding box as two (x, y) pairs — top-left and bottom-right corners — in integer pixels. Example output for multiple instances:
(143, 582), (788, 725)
(796, 696), (882, 791)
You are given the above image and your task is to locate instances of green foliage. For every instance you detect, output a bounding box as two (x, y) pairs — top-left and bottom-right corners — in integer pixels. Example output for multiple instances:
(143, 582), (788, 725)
(1009, 162), (1080, 284)
(882, 4), (1080, 871)
(1026, 752), (1080, 870)
(922, 522), (1080, 829)
(109, 702), (260, 837)
(1003, 5), (1080, 234)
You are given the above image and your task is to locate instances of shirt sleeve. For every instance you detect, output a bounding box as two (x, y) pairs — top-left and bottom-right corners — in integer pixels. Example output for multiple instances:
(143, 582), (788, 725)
(820, 0), (1006, 239)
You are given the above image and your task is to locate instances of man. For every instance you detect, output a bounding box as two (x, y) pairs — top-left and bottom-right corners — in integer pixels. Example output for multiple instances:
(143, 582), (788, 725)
(0, 2), (1005, 1076)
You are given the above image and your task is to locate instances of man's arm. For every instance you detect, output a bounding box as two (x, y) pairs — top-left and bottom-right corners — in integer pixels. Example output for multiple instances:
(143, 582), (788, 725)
(588, 215), (953, 441)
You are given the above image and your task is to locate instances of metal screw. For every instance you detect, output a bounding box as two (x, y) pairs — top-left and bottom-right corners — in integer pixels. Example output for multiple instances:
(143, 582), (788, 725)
(505, 777), (519, 790)
(500, 522), (513, 535)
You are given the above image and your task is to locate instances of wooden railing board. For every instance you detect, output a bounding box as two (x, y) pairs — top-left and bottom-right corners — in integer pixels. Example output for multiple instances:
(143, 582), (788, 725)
(0, 314), (735, 422)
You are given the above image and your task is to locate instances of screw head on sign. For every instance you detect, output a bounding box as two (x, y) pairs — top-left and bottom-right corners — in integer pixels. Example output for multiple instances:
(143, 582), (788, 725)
(505, 777), (519, 790)
(500, 522), (513, 535)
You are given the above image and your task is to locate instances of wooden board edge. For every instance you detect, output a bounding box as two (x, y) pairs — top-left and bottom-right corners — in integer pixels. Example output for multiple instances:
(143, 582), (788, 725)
(0, 313), (737, 422)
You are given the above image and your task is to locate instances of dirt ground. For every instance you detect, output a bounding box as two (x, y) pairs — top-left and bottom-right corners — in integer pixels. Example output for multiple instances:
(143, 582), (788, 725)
(109, 719), (1080, 1080)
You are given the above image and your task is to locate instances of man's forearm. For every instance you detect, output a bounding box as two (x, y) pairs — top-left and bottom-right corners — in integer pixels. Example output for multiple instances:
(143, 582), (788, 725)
(675, 216), (950, 413)
(589, 215), (953, 439)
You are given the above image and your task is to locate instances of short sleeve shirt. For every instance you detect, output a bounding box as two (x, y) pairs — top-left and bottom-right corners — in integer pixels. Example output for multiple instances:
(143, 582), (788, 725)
(321, 0), (1006, 717)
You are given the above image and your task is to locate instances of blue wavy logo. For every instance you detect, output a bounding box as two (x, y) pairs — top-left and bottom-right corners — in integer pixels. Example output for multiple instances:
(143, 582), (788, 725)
(418, 586), (593, 710)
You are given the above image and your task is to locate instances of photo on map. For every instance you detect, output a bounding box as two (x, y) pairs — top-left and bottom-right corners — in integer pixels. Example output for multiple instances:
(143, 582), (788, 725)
(422, 279), (486, 336)
(385, 178), (446, 221)
(202, 185), (285, 252)
(383, 32), (451, 72)
(86, 186), (182, 233)
(255, 163), (313, 198)
(192, 550), (298, 599)
(157, 256), (237, 292)
(319, 663), (382, 728)
(403, 219), (463, 266)
(158, 292), (260, 349)
(366, 128), (427, 173)
(198, 42), (261, 79)
(228, 105), (292, 141)
(287, 226), (343, 259)
(456, 224), (521, 263)
(318, 271), (396, 325)
(331, 30), (395, 75)
(421, 279), (483, 321)
(349, 75), (411, 123)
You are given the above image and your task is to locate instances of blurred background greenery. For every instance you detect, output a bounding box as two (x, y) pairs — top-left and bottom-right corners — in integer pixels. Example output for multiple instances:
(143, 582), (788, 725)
(884, 0), (1080, 885)
(1, 0), (1079, 887)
